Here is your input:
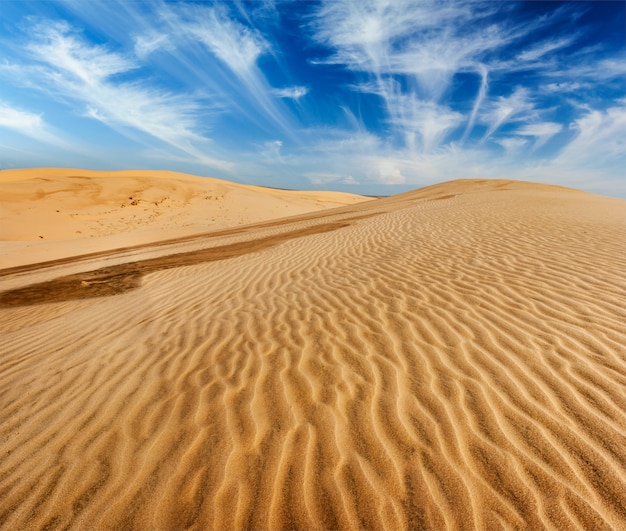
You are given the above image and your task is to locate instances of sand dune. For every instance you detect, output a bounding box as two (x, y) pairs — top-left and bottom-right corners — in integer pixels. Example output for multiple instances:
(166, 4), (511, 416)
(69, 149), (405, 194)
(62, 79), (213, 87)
(1, 177), (626, 529)
(0, 168), (370, 269)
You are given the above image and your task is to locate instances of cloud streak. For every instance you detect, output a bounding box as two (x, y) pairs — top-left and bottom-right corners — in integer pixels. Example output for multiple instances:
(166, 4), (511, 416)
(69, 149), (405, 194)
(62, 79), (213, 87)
(516, 122), (562, 149)
(155, 3), (297, 138)
(133, 32), (172, 59)
(0, 100), (69, 149)
(461, 64), (489, 144)
(516, 36), (577, 63)
(309, 0), (549, 155)
(22, 21), (230, 169)
(480, 88), (535, 142)
(272, 86), (309, 100)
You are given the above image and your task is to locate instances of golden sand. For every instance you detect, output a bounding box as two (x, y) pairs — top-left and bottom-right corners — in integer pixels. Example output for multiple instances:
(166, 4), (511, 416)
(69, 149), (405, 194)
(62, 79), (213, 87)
(1, 176), (625, 529)
(0, 168), (369, 269)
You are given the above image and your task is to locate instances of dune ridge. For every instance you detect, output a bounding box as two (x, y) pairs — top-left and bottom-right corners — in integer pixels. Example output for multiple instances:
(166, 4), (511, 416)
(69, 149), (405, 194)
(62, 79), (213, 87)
(1, 178), (625, 529)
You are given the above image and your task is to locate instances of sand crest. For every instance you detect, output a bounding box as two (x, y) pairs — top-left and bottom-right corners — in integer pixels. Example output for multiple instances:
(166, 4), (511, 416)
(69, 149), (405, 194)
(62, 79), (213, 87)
(1, 177), (625, 529)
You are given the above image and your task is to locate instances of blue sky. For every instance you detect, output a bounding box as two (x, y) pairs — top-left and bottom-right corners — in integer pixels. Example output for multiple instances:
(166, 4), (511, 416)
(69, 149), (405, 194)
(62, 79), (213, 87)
(0, 1), (624, 197)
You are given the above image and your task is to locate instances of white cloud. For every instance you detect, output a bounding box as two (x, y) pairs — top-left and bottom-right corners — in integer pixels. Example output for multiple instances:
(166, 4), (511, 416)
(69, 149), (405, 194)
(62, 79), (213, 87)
(304, 172), (341, 185)
(187, 8), (269, 80)
(245, 104), (624, 197)
(516, 36), (576, 63)
(375, 158), (406, 184)
(516, 122), (562, 148)
(353, 79), (463, 152)
(0, 100), (68, 148)
(156, 4), (295, 138)
(21, 21), (229, 169)
(309, 0), (616, 165)
(480, 88), (534, 142)
(303, 171), (359, 186)
(495, 137), (528, 154)
(543, 81), (585, 93)
(272, 86), (309, 100)
(261, 139), (283, 160)
(386, 27), (506, 100)
(134, 32), (173, 58)
(341, 175), (359, 185)
(558, 103), (626, 164)
(303, 152), (407, 187)
(310, 1), (507, 98)
(29, 21), (135, 83)
(484, 104), (626, 195)
(461, 63), (489, 144)
(544, 57), (626, 82)
(309, 0), (557, 157)
(310, 130), (382, 155)
(231, 0), (281, 34)
(312, 0), (481, 72)
(595, 58), (626, 79)
(391, 97), (464, 152)
(0, 101), (43, 132)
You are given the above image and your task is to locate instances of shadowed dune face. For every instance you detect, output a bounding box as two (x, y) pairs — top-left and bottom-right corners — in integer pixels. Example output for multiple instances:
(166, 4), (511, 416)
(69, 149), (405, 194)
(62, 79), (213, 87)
(1, 179), (626, 530)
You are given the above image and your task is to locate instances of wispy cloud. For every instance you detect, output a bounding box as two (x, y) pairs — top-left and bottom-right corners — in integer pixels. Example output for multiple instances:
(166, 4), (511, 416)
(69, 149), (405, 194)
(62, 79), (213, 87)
(480, 88), (534, 142)
(516, 36), (576, 63)
(21, 21), (229, 169)
(0, 101), (44, 135)
(184, 8), (269, 79)
(516, 122), (562, 149)
(558, 102), (626, 164)
(309, 0), (545, 155)
(461, 63), (489, 144)
(310, 0), (503, 102)
(134, 32), (172, 59)
(29, 21), (135, 82)
(544, 56), (626, 82)
(354, 78), (463, 152)
(260, 139), (284, 161)
(543, 81), (586, 93)
(305, 171), (351, 185)
(0, 100), (68, 148)
(495, 137), (528, 155)
(389, 95), (464, 152)
(157, 3), (296, 137)
(272, 86), (309, 100)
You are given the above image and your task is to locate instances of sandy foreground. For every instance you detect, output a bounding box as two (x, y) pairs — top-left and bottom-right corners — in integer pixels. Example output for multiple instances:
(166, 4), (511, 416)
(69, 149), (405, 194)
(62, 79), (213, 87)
(1, 174), (626, 530)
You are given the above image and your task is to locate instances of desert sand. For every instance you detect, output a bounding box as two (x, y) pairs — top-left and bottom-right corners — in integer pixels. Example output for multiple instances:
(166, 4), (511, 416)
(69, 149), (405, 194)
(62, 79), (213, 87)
(1, 175), (625, 530)
(0, 168), (370, 269)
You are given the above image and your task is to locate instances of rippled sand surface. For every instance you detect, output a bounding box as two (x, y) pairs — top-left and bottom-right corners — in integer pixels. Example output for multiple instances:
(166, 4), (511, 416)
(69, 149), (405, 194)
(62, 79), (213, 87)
(1, 179), (625, 530)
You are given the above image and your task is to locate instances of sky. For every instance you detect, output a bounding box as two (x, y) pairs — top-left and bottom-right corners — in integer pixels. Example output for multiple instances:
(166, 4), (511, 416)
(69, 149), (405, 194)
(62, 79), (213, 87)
(0, 1), (625, 197)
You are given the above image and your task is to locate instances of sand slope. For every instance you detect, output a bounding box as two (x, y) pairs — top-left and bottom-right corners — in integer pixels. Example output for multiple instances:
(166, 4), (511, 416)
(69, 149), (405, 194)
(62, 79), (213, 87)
(0, 168), (370, 268)
(1, 179), (625, 529)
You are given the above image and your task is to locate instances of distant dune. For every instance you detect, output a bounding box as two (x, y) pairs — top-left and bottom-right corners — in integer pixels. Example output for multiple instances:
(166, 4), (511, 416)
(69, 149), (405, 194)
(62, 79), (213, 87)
(1, 176), (625, 530)
(0, 168), (370, 268)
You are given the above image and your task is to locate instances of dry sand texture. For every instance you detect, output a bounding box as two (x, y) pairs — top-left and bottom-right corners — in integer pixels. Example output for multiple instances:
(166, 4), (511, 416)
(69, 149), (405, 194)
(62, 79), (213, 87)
(0, 168), (370, 269)
(1, 178), (626, 530)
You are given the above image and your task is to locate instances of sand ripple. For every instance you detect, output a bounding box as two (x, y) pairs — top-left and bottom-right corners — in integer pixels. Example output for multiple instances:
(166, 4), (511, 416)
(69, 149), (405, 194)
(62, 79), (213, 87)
(1, 180), (625, 529)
